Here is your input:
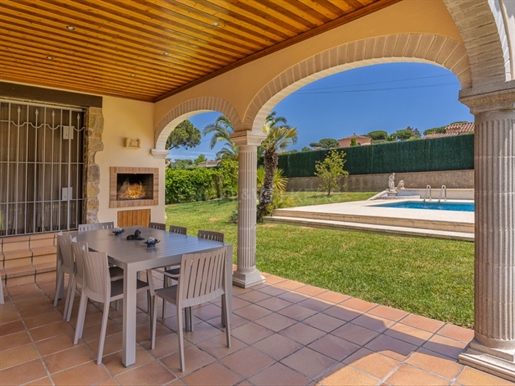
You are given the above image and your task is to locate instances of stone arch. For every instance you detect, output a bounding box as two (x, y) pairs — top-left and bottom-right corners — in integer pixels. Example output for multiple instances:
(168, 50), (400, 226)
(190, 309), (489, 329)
(244, 33), (471, 129)
(154, 96), (240, 150)
(443, 0), (513, 85)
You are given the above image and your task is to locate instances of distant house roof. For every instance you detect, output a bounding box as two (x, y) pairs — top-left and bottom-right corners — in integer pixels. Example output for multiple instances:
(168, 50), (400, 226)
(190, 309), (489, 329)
(197, 160), (221, 168)
(337, 133), (370, 141)
(424, 122), (474, 139)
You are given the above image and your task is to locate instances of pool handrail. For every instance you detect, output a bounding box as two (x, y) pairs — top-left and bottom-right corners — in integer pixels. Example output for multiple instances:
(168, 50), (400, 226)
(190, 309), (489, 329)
(439, 185), (447, 203)
(424, 185), (432, 202)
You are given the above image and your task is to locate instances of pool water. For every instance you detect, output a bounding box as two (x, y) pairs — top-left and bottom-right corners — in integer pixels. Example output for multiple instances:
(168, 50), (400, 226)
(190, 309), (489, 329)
(374, 201), (474, 212)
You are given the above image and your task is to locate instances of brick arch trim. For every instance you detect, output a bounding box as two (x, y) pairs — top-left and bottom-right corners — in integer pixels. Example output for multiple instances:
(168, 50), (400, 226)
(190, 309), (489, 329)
(244, 33), (471, 129)
(443, 0), (512, 84)
(154, 96), (240, 150)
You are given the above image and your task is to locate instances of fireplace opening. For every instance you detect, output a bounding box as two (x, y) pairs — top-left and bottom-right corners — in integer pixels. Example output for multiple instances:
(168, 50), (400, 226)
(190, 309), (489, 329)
(117, 173), (153, 200)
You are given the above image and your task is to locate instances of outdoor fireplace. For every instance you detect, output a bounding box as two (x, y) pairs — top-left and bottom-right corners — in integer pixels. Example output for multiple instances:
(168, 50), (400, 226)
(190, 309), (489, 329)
(109, 167), (159, 208)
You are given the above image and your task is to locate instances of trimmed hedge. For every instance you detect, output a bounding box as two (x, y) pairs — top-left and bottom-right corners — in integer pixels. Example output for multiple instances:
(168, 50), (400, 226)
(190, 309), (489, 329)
(278, 135), (474, 177)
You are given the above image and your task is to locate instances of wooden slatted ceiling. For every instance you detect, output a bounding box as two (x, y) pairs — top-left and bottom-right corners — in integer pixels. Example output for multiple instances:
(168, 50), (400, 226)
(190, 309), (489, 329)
(0, 0), (400, 102)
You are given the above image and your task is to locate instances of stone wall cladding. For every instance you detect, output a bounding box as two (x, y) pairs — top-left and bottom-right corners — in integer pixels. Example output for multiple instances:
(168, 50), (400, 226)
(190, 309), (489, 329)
(84, 107), (104, 224)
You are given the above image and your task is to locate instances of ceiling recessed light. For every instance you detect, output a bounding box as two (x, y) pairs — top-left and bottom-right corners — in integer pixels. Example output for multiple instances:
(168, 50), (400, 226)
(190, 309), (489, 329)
(46, 56), (54, 60)
(163, 52), (169, 56)
(131, 74), (136, 77)
(212, 22), (219, 27)
(66, 25), (75, 31)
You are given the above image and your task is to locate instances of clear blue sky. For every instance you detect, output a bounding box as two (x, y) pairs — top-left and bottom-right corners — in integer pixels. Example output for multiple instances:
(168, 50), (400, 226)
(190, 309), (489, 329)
(168, 62), (473, 161)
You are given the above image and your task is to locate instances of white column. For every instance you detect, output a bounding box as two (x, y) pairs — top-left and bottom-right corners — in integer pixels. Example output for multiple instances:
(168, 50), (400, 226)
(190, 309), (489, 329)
(231, 130), (267, 288)
(459, 87), (515, 381)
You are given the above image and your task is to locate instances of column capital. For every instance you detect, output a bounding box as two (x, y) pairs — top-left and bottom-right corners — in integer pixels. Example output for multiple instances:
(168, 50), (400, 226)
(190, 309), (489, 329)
(460, 84), (515, 114)
(230, 130), (266, 147)
(150, 149), (169, 159)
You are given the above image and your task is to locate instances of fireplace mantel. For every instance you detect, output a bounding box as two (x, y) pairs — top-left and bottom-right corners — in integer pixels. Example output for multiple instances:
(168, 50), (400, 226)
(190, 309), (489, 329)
(109, 167), (159, 208)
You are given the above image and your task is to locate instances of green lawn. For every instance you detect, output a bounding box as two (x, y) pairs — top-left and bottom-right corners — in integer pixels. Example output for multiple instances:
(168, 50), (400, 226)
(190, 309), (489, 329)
(165, 192), (474, 328)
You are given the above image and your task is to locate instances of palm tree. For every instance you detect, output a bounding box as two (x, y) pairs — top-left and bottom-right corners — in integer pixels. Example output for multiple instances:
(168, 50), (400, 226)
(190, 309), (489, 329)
(257, 112), (298, 221)
(202, 116), (238, 160)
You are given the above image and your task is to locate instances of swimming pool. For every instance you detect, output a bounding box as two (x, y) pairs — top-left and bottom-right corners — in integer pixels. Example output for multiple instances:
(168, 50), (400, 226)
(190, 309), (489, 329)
(374, 200), (474, 212)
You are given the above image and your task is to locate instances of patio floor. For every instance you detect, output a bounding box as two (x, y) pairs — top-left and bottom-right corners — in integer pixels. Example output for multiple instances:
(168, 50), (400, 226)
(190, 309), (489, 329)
(1, 270), (513, 385)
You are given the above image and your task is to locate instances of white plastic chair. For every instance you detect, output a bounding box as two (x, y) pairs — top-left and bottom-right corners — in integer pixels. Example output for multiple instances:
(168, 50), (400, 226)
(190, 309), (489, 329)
(78, 222), (114, 232)
(53, 234), (75, 319)
(73, 248), (154, 364)
(151, 247), (231, 372)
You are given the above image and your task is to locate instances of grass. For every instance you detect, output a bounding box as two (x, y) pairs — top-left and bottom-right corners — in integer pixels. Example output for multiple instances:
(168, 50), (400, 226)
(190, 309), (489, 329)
(165, 192), (474, 328)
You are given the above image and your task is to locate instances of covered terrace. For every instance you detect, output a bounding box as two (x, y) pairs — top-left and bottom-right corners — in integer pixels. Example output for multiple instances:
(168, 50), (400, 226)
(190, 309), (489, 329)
(1, 0), (515, 382)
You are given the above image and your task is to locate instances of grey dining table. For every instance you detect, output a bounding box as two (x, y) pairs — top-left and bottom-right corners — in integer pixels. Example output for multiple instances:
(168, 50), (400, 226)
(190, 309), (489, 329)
(75, 225), (232, 367)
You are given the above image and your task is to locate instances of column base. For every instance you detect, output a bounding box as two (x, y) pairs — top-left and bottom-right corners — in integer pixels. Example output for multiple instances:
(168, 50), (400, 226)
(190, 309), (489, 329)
(232, 268), (265, 288)
(459, 340), (515, 382)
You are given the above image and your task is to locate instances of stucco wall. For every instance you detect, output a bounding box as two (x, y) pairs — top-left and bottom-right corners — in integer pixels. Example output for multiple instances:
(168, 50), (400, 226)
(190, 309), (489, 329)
(96, 96), (165, 224)
(286, 170), (474, 192)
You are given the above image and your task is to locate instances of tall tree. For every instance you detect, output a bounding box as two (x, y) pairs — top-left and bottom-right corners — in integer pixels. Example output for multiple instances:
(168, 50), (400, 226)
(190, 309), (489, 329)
(166, 120), (201, 150)
(309, 138), (338, 149)
(257, 111), (298, 221)
(315, 150), (348, 196)
(366, 130), (389, 142)
(202, 116), (238, 160)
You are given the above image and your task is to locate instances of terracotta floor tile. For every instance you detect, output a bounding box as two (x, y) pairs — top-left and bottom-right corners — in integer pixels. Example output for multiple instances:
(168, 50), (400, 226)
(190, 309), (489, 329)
(231, 322), (274, 345)
(247, 362), (310, 385)
(274, 280), (306, 291)
(296, 298), (332, 312)
(331, 323), (380, 346)
(367, 305), (409, 321)
(51, 361), (107, 385)
(317, 363), (379, 385)
(400, 313), (445, 333)
(35, 330), (76, 356)
(322, 305), (361, 322)
(437, 323), (474, 343)
(276, 291), (309, 304)
(0, 308), (21, 325)
(343, 348), (402, 380)
(221, 346), (274, 378)
(406, 348), (463, 380)
(256, 296), (292, 311)
(384, 363), (450, 385)
(309, 334), (360, 361)
(351, 314), (395, 333)
(281, 346), (337, 379)
(17, 303), (56, 318)
(0, 320), (25, 337)
(0, 359), (48, 385)
(87, 331), (125, 359)
(277, 304), (318, 321)
(236, 290), (271, 303)
(192, 303), (221, 321)
(302, 313), (345, 332)
(261, 275), (285, 284)
(456, 366), (515, 385)
(364, 334), (418, 361)
(253, 333), (303, 361)
(422, 334), (468, 360)
(231, 296), (251, 310)
(279, 322), (326, 345)
(43, 344), (96, 373)
(26, 375), (54, 385)
(0, 330), (31, 351)
(142, 332), (191, 359)
(102, 346), (154, 376)
(340, 298), (377, 313)
(233, 304), (272, 320)
(23, 310), (64, 329)
(295, 285), (327, 297)
(254, 312), (296, 332)
(80, 320), (122, 343)
(183, 321), (224, 344)
(384, 321), (434, 346)
(196, 334), (247, 359)
(161, 345), (215, 375)
(314, 290), (351, 305)
(29, 320), (75, 342)
(256, 285), (286, 297)
(0, 343), (40, 370)
(179, 362), (243, 385)
(116, 361), (176, 385)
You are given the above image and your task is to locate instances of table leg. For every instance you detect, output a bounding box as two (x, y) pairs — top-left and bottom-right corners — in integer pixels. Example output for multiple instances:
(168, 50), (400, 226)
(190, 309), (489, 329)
(223, 245), (233, 327)
(122, 265), (137, 367)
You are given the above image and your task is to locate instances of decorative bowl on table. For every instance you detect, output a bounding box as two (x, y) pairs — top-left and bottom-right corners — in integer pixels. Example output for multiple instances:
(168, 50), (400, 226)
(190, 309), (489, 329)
(112, 227), (124, 235)
(144, 237), (160, 247)
(127, 229), (144, 240)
